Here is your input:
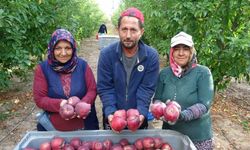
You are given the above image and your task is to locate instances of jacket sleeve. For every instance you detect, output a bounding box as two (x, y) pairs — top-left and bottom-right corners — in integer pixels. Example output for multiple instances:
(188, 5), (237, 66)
(153, 70), (165, 101)
(33, 65), (62, 112)
(81, 64), (97, 105)
(97, 51), (117, 117)
(180, 67), (214, 122)
(197, 67), (214, 109)
(136, 51), (160, 117)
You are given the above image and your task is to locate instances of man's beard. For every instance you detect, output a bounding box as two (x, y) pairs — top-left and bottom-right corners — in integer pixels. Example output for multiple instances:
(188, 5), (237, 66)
(121, 39), (138, 49)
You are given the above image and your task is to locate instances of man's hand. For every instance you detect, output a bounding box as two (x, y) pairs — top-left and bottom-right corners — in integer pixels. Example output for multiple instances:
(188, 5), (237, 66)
(108, 114), (114, 123)
(108, 114), (122, 133)
(139, 115), (145, 127)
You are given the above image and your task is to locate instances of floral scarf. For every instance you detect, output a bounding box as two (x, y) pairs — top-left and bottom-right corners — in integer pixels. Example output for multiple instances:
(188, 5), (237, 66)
(47, 29), (78, 74)
(169, 48), (197, 78)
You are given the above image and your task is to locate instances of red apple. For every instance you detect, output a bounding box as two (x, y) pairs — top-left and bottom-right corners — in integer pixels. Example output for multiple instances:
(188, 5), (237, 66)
(103, 139), (113, 150)
(110, 116), (127, 132)
(69, 137), (82, 149)
(126, 109), (140, 117)
(78, 145), (90, 150)
(153, 137), (163, 149)
(163, 103), (180, 122)
(150, 101), (166, 120)
(59, 104), (75, 119)
(110, 144), (123, 150)
(39, 141), (51, 150)
(161, 142), (173, 150)
(167, 101), (181, 111)
(51, 137), (65, 150)
(119, 138), (129, 147)
(68, 96), (80, 106)
(75, 101), (91, 119)
(92, 141), (103, 150)
(127, 115), (140, 132)
(142, 137), (155, 149)
(81, 141), (92, 149)
(113, 109), (127, 120)
(123, 145), (136, 150)
(134, 138), (143, 150)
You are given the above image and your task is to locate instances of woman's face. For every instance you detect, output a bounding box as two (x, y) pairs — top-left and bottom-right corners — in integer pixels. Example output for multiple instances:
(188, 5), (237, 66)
(173, 44), (192, 67)
(53, 40), (73, 63)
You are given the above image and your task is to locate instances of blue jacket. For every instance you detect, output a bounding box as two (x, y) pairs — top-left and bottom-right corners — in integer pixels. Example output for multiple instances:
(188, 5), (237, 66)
(97, 41), (159, 118)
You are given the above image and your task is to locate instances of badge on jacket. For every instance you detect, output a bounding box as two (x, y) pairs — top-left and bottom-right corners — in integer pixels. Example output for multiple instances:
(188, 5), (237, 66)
(137, 65), (144, 72)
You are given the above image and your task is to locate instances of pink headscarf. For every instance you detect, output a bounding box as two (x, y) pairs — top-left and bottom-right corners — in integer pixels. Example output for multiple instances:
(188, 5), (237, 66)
(170, 47), (197, 78)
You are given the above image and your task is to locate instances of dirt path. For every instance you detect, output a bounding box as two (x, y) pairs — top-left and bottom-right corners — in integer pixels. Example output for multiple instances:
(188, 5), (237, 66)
(0, 37), (249, 150)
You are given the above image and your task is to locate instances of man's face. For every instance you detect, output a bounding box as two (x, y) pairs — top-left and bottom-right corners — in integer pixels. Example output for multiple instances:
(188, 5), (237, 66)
(118, 16), (144, 50)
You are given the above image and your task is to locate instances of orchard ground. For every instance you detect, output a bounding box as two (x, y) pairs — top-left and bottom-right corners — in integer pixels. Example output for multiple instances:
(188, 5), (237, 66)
(0, 31), (249, 149)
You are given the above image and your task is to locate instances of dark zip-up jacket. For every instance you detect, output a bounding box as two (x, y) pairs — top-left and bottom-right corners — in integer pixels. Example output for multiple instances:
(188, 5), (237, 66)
(97, 40), (159, 118)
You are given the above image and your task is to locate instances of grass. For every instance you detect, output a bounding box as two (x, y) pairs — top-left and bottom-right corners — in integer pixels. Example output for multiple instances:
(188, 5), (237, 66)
(241, 120), (250, 131)
(0, 112), (10, 121)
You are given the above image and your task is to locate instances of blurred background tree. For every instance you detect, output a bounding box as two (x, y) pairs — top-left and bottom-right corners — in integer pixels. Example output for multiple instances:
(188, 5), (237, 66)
(0, 0), (104, 89)
(113, 0), (250, 90)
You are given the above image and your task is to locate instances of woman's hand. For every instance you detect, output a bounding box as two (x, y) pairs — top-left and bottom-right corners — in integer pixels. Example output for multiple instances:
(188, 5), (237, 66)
(60, 99), (68, 107)
(161, 100), (181, 125)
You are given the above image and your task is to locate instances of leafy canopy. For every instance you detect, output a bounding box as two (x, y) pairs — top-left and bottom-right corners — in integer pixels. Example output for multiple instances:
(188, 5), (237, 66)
(117, 0), (250, 90)
(0, 0), (104, 89)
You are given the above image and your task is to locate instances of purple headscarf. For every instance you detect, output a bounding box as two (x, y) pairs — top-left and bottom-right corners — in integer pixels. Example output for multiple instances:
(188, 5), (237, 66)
(47, 29), (78, 74)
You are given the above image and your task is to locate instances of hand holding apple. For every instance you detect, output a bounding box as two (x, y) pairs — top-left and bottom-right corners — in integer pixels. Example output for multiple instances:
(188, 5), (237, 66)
(163, 100), (181, 125)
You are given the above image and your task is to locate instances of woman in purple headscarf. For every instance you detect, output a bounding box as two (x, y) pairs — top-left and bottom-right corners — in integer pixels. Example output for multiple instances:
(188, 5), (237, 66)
(33, 28), (99, 131)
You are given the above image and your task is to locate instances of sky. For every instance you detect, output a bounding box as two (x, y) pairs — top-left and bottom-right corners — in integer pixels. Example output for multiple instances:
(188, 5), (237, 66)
(95, 0), (122, 18)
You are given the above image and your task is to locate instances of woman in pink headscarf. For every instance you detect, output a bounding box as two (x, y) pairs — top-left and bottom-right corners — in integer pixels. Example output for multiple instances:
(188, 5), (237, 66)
(154, 32), (214, 150)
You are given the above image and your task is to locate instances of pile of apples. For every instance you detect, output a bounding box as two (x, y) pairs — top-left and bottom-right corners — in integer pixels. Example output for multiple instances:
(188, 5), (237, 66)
(110, 109), (141, 132)
(150, 100), (181, 124)
(59, 96), (91, 120)
(24, 136), (172, 150)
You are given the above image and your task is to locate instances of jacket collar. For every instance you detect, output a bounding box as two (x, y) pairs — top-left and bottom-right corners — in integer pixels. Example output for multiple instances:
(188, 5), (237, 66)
(116, 40), (147, 64)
